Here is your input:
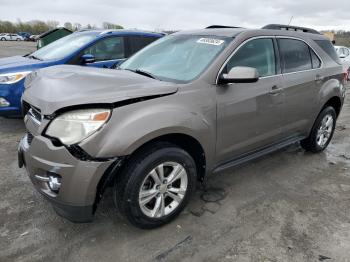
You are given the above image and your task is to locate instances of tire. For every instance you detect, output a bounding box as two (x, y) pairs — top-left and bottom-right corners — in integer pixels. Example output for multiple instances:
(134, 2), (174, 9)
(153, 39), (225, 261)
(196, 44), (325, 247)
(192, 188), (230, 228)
(301, 106), (337, 153)
(0, 38), (5, 41)
(16, 38), (20, 41)
(114, 142), (197, 229)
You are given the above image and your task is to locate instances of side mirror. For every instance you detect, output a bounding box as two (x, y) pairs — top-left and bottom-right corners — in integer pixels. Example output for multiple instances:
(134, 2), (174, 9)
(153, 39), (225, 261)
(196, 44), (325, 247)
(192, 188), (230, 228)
(339, 54), (346, 59)
(81, 54), (95, 64)
(219, 66), (259, 84)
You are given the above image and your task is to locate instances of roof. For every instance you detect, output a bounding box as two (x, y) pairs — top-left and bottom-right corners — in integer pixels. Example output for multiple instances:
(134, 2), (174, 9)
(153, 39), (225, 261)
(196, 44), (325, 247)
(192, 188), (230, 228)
(173, 26), (328, 41)
(173, 28), (247, 38)
(75, 29), (165, 37)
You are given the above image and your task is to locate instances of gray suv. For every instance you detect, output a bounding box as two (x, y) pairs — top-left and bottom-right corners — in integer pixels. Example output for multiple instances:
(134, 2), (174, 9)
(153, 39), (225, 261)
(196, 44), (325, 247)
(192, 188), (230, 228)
(18, 24), (346, 228)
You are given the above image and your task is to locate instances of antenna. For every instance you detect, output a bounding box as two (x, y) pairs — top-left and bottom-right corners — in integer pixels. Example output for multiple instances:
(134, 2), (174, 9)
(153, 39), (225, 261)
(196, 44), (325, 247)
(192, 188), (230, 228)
(288, 16), (294, 25)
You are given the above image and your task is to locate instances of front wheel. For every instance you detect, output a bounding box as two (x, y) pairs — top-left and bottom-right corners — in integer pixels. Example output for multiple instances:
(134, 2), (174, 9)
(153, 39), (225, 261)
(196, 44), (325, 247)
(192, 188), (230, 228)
(301, 106), (336, 153)
(0, 38), (5, 41)
(114, 142), (197, 229)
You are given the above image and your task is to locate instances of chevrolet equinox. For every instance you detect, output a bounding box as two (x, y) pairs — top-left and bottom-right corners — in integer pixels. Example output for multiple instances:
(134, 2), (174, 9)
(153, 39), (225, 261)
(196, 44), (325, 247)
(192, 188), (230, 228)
(19, 24), (346, 228)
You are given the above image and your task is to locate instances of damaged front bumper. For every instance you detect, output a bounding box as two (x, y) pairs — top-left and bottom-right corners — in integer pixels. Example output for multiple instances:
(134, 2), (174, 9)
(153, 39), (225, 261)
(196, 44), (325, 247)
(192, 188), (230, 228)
(18, 133), (122, 222)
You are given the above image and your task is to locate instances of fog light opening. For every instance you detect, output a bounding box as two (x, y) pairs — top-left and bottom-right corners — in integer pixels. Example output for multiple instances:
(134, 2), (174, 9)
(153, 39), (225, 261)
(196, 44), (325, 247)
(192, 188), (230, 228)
(0, 97), (10, 107)
(48, 174), (61, 192)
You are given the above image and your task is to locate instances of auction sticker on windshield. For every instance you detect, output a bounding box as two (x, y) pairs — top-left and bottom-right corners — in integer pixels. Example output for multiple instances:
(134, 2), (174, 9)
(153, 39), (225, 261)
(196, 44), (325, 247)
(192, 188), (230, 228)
(197, 38), (225, 45)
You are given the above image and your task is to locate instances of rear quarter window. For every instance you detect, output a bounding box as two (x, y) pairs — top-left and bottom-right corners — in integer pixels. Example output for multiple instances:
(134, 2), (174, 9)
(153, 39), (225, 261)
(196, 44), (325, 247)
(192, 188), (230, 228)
(314, 40), (341, 64)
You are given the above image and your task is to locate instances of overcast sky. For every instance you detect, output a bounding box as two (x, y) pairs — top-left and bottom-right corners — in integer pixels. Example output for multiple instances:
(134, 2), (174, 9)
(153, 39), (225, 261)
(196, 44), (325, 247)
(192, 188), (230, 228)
(1, 0), (350, 31)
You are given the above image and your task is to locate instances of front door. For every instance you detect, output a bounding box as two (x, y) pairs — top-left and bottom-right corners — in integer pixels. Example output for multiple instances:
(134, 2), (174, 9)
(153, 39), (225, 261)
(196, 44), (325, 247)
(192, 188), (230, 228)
(216, 37), (284, 164)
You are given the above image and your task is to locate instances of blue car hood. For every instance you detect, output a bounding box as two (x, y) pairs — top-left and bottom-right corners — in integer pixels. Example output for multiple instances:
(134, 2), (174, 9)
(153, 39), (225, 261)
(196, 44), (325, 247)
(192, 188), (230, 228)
(0, 56), (57, 73)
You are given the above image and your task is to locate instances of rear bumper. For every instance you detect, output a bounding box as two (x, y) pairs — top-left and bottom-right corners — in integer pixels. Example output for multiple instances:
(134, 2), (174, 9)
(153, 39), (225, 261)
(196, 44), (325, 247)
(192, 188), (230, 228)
(18, 134), (119, 222)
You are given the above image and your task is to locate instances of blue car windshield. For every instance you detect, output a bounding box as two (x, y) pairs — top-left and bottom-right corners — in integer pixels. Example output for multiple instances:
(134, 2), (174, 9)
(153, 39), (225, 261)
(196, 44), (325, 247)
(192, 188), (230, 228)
(30, 33), (97, 60)
(119, 35), (232, 83)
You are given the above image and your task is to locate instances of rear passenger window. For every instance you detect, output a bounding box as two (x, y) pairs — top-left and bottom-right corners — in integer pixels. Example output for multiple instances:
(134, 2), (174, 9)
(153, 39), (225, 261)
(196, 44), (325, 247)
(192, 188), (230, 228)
(226, 38), (276, 77)
(278, 38), (312, 73)
(310, 49), (321, 69)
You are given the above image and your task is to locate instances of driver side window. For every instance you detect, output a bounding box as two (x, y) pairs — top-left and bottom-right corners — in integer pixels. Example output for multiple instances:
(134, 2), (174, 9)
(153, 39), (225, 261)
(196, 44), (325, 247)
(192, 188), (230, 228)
(83, 36), (125, 61)
(226, 38), (276, 77)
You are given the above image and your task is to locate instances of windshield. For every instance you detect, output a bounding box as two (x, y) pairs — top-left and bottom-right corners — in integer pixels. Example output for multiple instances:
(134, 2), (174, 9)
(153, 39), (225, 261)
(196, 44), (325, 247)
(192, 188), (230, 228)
(119, 35), (231, 82)
(30, 33), (97, 60)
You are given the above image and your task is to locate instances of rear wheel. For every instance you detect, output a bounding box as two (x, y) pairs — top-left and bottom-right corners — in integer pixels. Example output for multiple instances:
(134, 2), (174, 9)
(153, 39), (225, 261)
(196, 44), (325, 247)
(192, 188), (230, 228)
(0, 38), (5, 41)
(301, 106), (336, 153)
(114, 142), (197, 229)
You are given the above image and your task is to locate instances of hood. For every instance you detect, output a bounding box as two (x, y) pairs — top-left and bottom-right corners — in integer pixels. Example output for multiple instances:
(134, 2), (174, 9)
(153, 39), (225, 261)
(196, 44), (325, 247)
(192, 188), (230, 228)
(0, 56), (55, 73)
(23, 65), (178, 115)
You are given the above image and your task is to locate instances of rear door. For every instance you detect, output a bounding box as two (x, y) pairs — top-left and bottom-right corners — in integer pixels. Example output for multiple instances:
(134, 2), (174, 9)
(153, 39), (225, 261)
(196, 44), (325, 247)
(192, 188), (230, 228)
(216, 37), (285, 163)
(277, 37), (322, 138)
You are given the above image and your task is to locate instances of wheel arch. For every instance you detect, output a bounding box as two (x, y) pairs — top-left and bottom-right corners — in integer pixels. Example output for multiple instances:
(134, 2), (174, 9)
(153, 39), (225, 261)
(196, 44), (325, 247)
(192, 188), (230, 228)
(322, 96), (342, 117)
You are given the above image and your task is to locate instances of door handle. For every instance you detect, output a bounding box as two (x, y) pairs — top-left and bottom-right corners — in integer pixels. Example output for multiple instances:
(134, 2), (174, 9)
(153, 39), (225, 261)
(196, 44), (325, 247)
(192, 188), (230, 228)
(269, 85), (282, 95)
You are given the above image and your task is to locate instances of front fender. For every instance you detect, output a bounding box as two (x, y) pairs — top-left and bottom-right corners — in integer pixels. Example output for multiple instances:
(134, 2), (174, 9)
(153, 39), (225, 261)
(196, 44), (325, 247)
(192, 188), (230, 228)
(79, 97), (216, 169)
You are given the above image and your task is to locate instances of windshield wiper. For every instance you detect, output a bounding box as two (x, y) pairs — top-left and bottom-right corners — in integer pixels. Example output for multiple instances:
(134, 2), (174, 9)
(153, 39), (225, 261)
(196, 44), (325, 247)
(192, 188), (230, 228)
(28, 55), (42, 61)
(134, 69), (159, 80)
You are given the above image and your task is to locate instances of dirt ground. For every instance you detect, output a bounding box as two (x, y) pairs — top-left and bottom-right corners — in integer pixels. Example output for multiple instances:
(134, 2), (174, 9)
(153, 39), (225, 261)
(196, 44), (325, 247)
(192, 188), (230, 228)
(1, 43), (350, 262)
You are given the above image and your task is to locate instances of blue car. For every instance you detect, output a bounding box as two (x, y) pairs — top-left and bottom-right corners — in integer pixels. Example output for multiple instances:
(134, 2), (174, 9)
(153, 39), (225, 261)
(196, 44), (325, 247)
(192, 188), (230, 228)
(0, 30), (164, 116)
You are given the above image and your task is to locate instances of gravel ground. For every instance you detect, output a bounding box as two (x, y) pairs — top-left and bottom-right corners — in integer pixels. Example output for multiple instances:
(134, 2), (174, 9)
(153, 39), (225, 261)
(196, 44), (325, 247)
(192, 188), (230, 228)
(0, 41), (36, 58)
(0, 43), (350, 262)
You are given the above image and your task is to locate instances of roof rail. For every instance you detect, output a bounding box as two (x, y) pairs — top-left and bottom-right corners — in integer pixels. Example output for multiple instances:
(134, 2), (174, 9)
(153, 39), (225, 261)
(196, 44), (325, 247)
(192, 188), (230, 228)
(262, 24), (320, 34)
(206, 25), (242, 29)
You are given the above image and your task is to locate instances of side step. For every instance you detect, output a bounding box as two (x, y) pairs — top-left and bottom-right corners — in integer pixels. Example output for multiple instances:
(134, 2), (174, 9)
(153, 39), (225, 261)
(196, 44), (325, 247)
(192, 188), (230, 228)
(213, 136), (304, 174)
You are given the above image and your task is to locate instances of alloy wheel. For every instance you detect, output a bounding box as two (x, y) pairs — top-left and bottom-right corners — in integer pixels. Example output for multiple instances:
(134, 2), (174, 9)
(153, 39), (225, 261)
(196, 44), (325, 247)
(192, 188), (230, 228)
(316, 113), (334, 147)
(139, 161), (188, 218)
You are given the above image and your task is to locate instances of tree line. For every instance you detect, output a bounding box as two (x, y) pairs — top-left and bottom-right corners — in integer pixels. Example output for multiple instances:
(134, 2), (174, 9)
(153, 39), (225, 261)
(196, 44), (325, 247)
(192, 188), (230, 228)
(0, 20), (123, 35)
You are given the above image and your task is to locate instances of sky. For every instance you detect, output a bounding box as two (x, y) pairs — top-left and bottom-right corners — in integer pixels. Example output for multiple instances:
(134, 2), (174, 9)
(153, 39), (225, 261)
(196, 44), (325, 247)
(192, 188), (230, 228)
(1, 0), (350, 31)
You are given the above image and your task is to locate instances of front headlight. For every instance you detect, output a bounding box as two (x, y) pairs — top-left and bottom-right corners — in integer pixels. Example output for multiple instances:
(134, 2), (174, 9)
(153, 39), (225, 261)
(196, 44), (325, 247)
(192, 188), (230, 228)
(46, 109), (111, 145)
(0, 71), (31, 84)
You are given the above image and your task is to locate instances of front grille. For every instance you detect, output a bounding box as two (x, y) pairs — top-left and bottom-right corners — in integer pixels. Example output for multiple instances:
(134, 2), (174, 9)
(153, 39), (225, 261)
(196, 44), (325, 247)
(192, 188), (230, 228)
(28, 106), (42, 123)
(27, 132), (34, 145)
(22, 101), (31, 116)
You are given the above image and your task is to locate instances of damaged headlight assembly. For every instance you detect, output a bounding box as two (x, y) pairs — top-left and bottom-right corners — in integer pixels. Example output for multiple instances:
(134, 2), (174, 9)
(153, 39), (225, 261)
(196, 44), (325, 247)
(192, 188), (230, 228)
(46, 109), (111, 145)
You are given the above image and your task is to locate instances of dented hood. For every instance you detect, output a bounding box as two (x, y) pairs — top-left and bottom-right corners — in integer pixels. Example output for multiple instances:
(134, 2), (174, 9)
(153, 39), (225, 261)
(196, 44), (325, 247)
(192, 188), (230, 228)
(23, 65), (178, 115)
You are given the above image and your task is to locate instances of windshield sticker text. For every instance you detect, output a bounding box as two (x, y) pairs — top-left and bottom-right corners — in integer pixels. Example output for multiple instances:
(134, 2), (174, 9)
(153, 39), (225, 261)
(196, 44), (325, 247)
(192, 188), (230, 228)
(197, 38), (224, 45)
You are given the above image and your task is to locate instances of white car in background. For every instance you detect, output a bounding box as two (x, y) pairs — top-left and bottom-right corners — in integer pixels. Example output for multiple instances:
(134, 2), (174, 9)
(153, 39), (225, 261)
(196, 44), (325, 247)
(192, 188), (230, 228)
(0, 33), (24, 41)
(335, 45), (350, 80)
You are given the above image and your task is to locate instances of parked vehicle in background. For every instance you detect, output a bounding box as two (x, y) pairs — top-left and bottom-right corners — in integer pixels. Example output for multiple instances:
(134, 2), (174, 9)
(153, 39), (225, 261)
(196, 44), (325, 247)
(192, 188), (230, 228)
(0, 33), (24, 41)
(18, 24), (345, 229)
(18, 32), (31, 41)
(29, 35), (39, 42)
(0, 29), (164, 116)
(37, 27), (72, 49)
(335, 45), (350, 80)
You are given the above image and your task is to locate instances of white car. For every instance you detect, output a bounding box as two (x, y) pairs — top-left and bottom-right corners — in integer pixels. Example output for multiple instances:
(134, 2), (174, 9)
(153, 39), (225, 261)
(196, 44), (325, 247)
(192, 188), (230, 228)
(335, 45), (350, 80)
(0, 33), (24, 41)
